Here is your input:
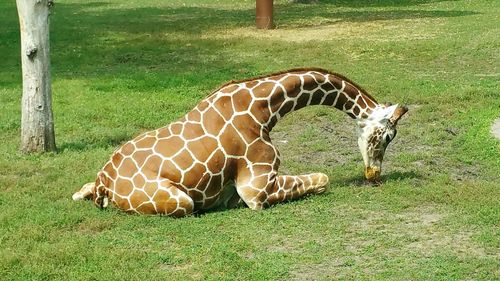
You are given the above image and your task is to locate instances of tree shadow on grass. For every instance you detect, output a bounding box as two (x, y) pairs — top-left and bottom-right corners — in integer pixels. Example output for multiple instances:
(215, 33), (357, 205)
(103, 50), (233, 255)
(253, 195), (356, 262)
(316, 0), (460, 8)
(48, 3), (477, 77)
(1, 1), (478, 88)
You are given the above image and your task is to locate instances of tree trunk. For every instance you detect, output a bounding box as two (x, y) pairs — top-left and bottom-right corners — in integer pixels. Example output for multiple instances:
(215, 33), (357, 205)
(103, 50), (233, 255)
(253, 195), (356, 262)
(16, 0), (56, 153)
(256, 0), (274, 29)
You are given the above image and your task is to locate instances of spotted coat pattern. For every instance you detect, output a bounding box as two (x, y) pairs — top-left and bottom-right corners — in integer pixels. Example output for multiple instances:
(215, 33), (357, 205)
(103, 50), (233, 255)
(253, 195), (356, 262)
(73, 68), (382, 217)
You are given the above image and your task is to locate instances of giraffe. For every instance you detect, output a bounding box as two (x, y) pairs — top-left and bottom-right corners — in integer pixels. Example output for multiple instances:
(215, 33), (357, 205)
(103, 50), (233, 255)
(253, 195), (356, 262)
(72, 68), (408, 217)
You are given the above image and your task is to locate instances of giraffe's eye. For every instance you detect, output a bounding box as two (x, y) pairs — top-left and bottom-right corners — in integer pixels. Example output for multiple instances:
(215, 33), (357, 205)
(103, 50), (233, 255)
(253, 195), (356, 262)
(385, 134), (392, 144)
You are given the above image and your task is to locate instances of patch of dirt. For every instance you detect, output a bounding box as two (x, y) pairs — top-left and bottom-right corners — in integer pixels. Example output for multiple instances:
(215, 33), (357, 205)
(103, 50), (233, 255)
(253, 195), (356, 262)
(491, 118), (500, 140)
(270, 111), (359, 174)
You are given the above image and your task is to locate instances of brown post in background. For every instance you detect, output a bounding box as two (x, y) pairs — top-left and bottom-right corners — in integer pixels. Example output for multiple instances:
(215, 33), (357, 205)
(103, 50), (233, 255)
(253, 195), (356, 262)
(256, 0), (274, 29)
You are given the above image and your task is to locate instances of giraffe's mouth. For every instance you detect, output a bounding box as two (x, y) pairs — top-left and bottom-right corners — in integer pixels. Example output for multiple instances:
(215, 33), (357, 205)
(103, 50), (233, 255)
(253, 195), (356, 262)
(364, 166), (381, 183)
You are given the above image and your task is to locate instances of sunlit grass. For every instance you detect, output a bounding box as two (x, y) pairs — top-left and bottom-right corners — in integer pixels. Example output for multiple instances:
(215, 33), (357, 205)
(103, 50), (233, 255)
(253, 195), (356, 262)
(0, 0), (498, 280)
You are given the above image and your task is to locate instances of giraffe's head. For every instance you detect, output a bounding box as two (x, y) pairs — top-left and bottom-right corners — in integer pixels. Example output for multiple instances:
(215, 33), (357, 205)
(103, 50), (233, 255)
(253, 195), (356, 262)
(71, 172), (109, 208)
(357, 104), (408, 183)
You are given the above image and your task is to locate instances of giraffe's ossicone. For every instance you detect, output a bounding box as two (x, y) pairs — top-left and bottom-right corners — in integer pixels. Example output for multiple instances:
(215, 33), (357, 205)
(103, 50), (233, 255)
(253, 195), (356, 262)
(72, 68), (408, 217)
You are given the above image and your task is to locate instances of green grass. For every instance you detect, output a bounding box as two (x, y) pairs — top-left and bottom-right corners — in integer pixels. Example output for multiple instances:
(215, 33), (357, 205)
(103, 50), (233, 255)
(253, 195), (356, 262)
(1, 0), (499, 280)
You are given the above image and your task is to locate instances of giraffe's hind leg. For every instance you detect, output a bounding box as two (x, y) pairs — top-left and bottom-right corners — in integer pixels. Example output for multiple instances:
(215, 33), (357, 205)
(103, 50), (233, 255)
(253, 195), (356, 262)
(72, 182), (95, 201)
(236, 167), (329, 210)
(121, 179), (194, 217)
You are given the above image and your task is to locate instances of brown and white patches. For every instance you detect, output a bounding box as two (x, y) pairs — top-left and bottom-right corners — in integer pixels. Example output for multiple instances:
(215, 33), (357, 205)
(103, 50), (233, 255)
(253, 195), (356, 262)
(333, 92), (348, 111)
(232, 114), (261, 143)
(169, 122), (183, 136)
(320, 91), (336, 107)
(250, 99), (271, 124)
(154, 136), (184, 158)
(159, 160), (182, 183)
(253, 81), (277, 99)
(129, 189), (150, 210)
(214, 96), (234, 121)
(112, 193), (132, 211)
(187, 109), (202, 123)
(157, 127), (171, 139)
(114, 177), (134, 197)
(135, 135), (157, 149)
(246, 140), (275, 163)
(219, 84), (239, 94)
(111, 152), (124, 166)
(252, 163), (275, 177)
(118, 157), (138, 178)
(143, 154), (162, 174)
(187, 188), (205, 207)
(186, 136), (218, 162)
(172, 149), (195, 171)
(294, 92), (311, 111)
(120, 142), (135, 156)
(206, 149), (226, 174)
(84, 68), (383, 216)
(131, 150), (151, 168)
(281, 75), (302, 98)
(102, 162), (117, 180)
(182, 163), (207, 188)
(302, 74), (321, 92)
(182, 122), (205, 140)
(196, 99), (210, 112)
(310, 89), (327, 106)
(232, 89), (252, 112)
(152, 189), (178, 215)
(135, 201), (156, 214)
(205, 175), (223, 199)
(219, 124), (246, 156)
(132, 173), (146, 188)
(202, 108), (225, 136)
(278, 100), (295, 118)
(269, 87), (286, 114)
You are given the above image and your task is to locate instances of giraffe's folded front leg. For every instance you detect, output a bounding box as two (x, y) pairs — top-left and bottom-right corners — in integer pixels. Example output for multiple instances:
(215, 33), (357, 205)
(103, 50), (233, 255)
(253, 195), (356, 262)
(236, 172), (329, 210)
(267, 173), (330, 204)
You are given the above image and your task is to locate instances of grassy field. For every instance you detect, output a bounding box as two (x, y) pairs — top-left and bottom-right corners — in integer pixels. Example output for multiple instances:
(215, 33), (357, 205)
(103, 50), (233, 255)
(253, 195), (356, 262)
(1, 0), (499, 280)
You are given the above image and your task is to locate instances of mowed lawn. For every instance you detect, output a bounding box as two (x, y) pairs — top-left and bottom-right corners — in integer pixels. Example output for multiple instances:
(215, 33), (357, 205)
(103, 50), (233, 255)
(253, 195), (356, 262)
(1, 0), (499, 280)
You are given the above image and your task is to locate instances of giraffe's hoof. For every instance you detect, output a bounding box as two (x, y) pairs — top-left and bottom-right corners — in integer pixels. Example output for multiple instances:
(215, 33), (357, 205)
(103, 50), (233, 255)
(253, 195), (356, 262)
(314, 173), (330, 194)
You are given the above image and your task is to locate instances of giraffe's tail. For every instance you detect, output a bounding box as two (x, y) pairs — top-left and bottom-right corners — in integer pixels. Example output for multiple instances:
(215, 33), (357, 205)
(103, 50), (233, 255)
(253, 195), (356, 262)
(92, 172), (110, 209)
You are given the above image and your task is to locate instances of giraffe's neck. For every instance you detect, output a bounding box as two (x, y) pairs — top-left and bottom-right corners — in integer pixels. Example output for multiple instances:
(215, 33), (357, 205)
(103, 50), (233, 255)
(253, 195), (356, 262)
(231, 69), (380, 130)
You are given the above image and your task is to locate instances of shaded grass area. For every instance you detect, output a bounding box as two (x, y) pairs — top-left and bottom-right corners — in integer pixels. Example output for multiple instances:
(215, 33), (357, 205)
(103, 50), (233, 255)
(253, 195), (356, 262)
(0, 0), (499, 280)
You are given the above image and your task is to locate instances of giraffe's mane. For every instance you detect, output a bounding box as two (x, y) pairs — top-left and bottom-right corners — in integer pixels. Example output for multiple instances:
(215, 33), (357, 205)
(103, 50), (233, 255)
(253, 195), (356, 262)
(210, 67), (378, 103)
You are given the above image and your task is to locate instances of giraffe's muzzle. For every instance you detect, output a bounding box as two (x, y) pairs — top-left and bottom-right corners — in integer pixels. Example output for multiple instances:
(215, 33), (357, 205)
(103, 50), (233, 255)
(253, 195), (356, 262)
(364, 166), (381, 183)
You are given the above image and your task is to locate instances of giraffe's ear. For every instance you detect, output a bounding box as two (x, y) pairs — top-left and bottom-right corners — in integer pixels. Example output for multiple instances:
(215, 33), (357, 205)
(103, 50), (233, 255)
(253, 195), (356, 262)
(371, 104), (398, 121)
(389, 105), (409, 125)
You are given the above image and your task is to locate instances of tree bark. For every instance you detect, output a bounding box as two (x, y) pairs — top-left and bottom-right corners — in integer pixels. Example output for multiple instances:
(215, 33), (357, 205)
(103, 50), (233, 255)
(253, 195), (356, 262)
(256, 0), (274, 29)
(16, 0), (56, 153)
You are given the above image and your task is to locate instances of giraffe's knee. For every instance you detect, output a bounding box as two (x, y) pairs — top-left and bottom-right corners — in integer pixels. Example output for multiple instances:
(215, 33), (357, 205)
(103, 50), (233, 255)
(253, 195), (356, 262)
(235, 185), (268, 210)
